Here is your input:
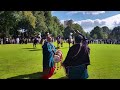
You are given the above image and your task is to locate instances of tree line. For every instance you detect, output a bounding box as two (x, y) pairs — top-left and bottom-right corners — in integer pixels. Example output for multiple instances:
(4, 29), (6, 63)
(90, 26), (120, 40)
(0, 11), (64, 39)
(0, 11), (120, 40)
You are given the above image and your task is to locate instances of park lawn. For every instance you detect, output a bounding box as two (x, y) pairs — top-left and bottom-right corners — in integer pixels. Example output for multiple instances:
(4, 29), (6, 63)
(0, 43), (120, 79)
(88, 44), (120, 79)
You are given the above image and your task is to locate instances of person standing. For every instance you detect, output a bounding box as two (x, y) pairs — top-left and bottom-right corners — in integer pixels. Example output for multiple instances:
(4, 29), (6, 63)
(33, 37), (38, 48)
(62, 30), (90, 79)
(41, 35), (56, 79)
(16, 37), (19, 44)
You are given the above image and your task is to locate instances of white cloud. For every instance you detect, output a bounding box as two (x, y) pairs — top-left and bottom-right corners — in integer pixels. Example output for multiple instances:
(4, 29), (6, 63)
(104, 14), (120, 28)
(60, 20), (64, 24)
(83, 11), (105, 15)
(51, 11), (55, 14)
(61, 14), (120, 32)
(73, 19), (106, 32)
(73, 14), (120, 32)
(67, 11), (106, 15)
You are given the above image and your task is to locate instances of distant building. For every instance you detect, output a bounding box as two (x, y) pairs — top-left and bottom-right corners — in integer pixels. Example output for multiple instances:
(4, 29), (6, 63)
(64, 20), (74, 28)
(64, 20), (69, 28)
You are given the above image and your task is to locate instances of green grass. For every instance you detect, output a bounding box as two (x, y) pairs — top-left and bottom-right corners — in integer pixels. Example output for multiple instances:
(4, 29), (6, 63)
(0, 43), (120, 79)
(88, 44), (120, 79)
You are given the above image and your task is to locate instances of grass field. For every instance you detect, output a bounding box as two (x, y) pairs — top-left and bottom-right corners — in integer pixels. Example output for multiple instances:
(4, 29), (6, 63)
(0, 43), (120, 79)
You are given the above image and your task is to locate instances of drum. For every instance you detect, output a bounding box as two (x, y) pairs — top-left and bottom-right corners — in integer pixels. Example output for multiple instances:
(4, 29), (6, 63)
(54, 55), (61, 63)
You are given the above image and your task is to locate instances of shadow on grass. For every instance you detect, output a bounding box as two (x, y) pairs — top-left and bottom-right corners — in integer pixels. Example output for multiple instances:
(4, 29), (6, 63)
(22, 47), (42, 51)
(29, 49), (42, 51)
(7, 72), (68, 79)
(22, 48), (35, 49)
(58, 76), (68, 79)
(7, 72), (43, 79)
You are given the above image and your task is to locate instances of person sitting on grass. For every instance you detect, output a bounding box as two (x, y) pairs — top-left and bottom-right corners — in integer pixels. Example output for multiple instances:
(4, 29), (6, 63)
(41, 35), (56, 79)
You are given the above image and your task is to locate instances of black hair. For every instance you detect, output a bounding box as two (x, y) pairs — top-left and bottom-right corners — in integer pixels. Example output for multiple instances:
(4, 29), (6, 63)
(75, 35), (83, 43)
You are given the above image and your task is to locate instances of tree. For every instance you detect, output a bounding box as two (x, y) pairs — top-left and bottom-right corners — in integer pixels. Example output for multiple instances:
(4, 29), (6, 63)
(44, 11), (52, 31)
(32, 11), (47, 35)
(52, 16), (64, 37)
(22, 11), (36, 29)
(63, 20), (87, 39)
(102, 26), (111, 39)
(110, 26), (120, 39)
(90, 26), (104, 39)
(0, 11), (17, 38)
(59, 24), (64, 37)
(93, 34), (97, 39)
(16, 11), (36, 38)
(63, 26), (72, 39)
(86, 32), (91, 39)
(72, 23), (86, 35)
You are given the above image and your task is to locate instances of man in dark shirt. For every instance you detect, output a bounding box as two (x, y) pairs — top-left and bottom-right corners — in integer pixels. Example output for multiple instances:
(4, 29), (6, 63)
(63, 30), (90, 79)
(33, 37), (38, 48)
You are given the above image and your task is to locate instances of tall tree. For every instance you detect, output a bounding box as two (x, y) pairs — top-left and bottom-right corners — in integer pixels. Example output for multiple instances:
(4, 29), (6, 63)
(102, 26), (111, 39)
(44, 11), (52, 32)
(72, 23), (86, 35)
(90, 26), (104, 39)
(110, 26), (120, 39)
(0, 11), (17, 37)
(32, 11), (47, 35)
(15, 11), (36, 38)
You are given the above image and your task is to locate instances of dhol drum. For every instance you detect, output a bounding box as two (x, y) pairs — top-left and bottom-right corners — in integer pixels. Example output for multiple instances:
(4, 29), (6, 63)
(54, 49), (63, 70)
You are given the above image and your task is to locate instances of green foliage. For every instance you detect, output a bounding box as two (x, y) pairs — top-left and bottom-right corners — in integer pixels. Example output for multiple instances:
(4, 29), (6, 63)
(63, 20), (86, 39)
(63, 26), (72, 39)
(23, 11), (36, 29)
(0, 11), (17, 37)
(0, 11), (119, 40)
(110, 26), (120, 39)
(72, 23), (86, 36)
(86, 32), (91, 39)
(0, 11), (64, 38)
(32, 11), (47, 35)
(90, 26), (104, 39)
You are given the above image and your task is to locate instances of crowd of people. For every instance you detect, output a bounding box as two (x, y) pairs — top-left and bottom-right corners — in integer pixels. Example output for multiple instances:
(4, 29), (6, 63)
(88, 39), (120, 44)
(0, 37), (41, 45)
(1, 35), (120, 46)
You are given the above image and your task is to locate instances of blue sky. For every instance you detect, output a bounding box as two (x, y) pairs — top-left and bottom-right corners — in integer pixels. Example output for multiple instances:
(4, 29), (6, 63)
(52, 11), (120, 32)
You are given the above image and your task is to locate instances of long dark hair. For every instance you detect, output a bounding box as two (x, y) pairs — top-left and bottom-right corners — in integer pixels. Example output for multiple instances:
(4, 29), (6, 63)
(72, 34), (90, 58)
